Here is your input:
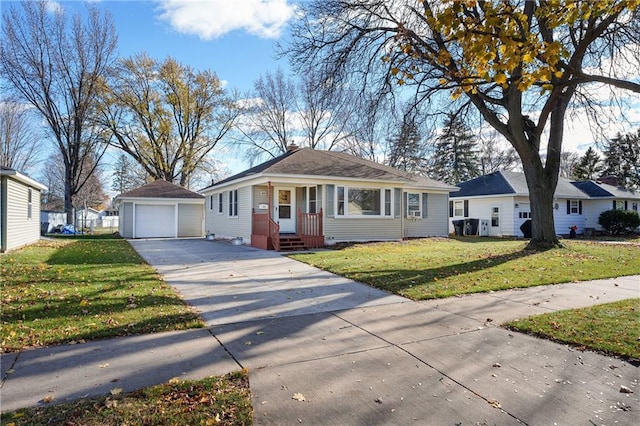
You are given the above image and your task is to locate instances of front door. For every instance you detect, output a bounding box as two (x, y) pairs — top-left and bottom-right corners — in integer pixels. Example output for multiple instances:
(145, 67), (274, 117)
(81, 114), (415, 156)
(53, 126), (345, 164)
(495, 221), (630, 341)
(275, 187), (296, 233)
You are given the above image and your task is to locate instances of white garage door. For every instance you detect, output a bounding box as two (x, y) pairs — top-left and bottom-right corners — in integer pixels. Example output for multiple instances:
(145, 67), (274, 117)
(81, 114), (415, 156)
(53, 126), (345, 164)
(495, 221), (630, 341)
(135, 204), (175, 238)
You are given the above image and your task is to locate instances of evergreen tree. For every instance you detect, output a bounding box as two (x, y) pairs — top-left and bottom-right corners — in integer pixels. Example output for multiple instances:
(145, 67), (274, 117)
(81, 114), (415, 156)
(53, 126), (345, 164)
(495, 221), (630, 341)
(571, 147), (603, 180)
(112, 153), (146, 194)
(603, 130), (640, 189)
(387, 117), (425, 173)
(429, 113), (480, 184)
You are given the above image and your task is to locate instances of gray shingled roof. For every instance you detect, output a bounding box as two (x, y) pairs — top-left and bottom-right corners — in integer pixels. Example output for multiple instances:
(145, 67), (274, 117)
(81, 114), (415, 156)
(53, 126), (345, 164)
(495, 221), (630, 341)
(572, 181), (640, 199)
(202, 148), (456, 191)
(452, 171), (588, 198)
(118, 179), (203, 199)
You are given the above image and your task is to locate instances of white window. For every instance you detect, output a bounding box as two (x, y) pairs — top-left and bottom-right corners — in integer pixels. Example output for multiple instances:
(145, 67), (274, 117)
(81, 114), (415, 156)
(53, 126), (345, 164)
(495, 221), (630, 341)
(335, 186), (389, 217)
(570, 200), (579, 214)
(633, 202), (638, 211)
(218, 193), (223, 214)
(407, 193), (421, 217)
(518, 212), (531, 219)
(228, 189), (238, 217)
(453, 200), (464, 217)
(308, 186), (317, 214)
(27, 188), (33, 219)
(615, 200), (625, 210)
(491, 207), (500, 227)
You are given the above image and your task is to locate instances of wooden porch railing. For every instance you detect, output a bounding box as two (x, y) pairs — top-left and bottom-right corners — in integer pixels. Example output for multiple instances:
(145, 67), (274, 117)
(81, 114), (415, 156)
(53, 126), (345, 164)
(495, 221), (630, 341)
(252, 211), (269, 235)
(297, 208), (324, 248)
(251, 208), (323, 250)
(269, 218), (280, 251)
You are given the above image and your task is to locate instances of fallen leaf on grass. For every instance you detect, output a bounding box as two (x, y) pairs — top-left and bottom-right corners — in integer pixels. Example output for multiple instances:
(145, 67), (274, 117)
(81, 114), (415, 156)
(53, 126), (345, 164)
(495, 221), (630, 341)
(292, 392), (306, 402)
(620, 385), (634, 394)
(488, 399), (501, 408)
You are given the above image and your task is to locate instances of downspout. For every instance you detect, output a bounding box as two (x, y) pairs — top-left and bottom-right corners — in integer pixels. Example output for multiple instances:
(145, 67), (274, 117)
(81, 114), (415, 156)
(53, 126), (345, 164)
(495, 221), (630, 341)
(267, 181), (272, 240)
(401, 191), (405, 240)
(1, 177), (7, 252)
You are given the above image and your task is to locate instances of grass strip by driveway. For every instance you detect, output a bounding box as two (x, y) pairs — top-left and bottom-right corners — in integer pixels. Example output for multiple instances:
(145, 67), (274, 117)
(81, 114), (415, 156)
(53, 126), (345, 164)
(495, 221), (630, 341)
(506, 299), (640, 360)
(289, 238), (640, 300)
(0, 371), (252, 426)
(1, 236), (203, 352)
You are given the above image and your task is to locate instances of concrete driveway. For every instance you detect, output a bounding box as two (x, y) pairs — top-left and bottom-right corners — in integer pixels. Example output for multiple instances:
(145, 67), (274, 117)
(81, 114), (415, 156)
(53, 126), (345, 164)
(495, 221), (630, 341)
(129, 238), (640, 426)
(3, 239), (637, 423)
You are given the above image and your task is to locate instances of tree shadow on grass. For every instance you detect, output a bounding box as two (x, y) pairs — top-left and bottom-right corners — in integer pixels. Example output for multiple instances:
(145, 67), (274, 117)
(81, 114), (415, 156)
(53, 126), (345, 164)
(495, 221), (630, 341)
(46, 239), (145, 265)
(304, 247), (542, 298)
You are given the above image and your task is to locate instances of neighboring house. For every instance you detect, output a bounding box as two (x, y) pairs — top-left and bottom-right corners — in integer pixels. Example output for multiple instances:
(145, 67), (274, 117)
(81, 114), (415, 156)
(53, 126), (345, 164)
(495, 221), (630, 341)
(572, 181), (640, 232)
(1, 166), (48, 252)
(41, 210), (67, 233)
(450, 170), (640, 237)
(75, 207), (101, 229)
(98, 209), (119, 229)
(115, 180), (205, 239)
(199, 146), (458, 251)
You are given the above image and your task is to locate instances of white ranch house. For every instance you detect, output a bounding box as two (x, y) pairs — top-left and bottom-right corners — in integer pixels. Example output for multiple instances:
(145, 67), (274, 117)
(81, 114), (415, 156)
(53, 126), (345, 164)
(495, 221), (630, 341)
(449, 171), (640, 237)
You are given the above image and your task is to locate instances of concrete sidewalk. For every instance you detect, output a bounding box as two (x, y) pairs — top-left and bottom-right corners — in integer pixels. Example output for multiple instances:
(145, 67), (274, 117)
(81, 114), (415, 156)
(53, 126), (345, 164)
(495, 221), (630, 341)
(1, 239), (638, 425)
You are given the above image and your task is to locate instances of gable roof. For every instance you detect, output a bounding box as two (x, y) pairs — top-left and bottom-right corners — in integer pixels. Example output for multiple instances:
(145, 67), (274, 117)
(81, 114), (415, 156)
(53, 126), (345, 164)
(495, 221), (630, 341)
(201, 148), (456, 191)
(117, 180), (203, 199)
(452, 171), (587, 199)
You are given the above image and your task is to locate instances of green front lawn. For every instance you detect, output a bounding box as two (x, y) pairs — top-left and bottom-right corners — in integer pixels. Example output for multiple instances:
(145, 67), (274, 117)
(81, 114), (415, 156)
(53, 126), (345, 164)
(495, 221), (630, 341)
(1, 371), (252, 426)
(507, 299), (640, 359)
(289, 238), (640, 300)
(1, 236), (203, 352)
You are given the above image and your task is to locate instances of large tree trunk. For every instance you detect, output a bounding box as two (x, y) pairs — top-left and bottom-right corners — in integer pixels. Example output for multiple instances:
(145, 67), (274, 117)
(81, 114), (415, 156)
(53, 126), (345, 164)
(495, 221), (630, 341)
(64, 179), (74, 226)
(522, 161), (560, 249)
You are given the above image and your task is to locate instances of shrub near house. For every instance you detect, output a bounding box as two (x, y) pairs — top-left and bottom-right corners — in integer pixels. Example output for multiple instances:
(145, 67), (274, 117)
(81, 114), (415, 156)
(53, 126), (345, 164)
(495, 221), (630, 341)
(598, 209), (640, 235)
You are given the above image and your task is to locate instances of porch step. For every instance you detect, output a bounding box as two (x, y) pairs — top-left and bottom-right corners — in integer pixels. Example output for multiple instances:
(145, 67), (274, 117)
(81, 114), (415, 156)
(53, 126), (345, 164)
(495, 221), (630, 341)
(278, 235), (307, 251)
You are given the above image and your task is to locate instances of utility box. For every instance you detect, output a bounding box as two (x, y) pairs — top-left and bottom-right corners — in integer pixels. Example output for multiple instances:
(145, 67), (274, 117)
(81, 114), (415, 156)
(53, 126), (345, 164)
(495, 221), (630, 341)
(479, 219), (489, 236)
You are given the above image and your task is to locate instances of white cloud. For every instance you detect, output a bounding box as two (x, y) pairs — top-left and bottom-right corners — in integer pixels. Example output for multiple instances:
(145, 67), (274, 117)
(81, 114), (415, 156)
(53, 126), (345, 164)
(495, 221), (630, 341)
(45, 0), (63, 15)
(156, 0), (296, 40)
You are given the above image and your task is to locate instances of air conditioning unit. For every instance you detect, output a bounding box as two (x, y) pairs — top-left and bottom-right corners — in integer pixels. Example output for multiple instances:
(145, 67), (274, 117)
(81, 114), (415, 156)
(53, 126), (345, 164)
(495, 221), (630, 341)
(411, 211), (421, 217)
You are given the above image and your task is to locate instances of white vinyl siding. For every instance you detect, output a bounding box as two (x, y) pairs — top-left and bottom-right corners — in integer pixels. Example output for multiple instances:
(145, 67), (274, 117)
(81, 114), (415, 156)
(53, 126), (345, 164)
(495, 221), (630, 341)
(449, 196), (515, 237)
(3, 178), (42, 251)
(178, 204), (204, 237)
(404, 193), (449, 238)
(203, 186), (252, 242)
(324, 217), (402, 242)
(119, 202), (134, 238)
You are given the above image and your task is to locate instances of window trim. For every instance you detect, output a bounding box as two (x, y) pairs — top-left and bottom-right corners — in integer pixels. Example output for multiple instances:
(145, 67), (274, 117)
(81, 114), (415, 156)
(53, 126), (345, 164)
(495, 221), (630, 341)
(406, 192), (421, 218)
(27, 188), (33, 219)
(228, 189), (238, 217)
(453, 200), (464, 217)
(491, 206), (500, 227)
(569, 199), (579, 215)
(307, 186), (317, 214)
(334, 185), (392, 218)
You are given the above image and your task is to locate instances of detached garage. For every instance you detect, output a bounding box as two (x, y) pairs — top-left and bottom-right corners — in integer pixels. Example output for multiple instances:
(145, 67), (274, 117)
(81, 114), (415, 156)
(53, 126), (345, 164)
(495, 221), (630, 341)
(116, 180), (204, 239)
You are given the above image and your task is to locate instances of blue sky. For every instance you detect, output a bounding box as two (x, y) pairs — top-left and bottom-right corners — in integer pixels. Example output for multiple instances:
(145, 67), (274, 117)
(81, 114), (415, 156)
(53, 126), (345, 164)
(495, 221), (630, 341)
(56, 0), (296, 93)
(4, 1), (639, 188)
(35, 0), (299, 181)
